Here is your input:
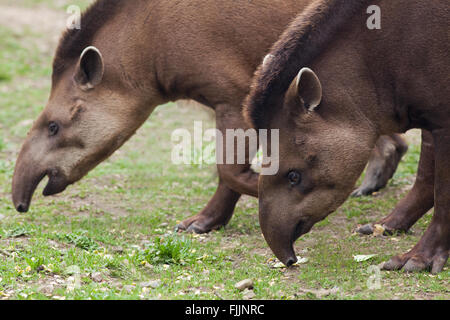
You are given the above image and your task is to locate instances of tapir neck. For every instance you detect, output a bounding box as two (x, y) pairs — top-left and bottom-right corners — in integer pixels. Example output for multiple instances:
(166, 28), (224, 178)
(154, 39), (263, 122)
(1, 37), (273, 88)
(84, 1), (166, 109)
(75, 0), (310, 109)
(124, 0), (309, 106)
(315, 0), (450, 134)
(309, 0), (432, 138)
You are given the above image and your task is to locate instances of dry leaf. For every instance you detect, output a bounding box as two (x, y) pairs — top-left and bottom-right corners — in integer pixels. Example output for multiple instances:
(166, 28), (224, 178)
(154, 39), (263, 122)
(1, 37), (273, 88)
(299, 287), (339, 298)
(372, 224), (385, 236)
(353, 254), (377, 262)
(271, 256), (308, 268)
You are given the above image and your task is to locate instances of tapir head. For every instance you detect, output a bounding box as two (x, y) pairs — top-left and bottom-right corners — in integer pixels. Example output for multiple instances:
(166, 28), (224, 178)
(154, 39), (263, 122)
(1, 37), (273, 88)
(12, 46), (152, 212)
(258, 68), (377, 266)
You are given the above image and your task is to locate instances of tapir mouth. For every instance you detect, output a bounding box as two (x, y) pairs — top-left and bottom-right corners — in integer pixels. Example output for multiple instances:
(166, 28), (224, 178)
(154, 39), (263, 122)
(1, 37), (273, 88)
(42, 169), (69, 196)
(292, 220), (308, 243)
(283, 220), (314, 267)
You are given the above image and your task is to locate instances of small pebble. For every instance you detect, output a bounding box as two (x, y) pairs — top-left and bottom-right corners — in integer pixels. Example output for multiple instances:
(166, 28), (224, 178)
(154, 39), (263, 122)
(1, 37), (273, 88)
(112, 246), (124, 254)
(149, 280), (162, 288)
(235, 279), (253, 291)
(38, 284), (54, 295)
(123, 285), (135, 293)
(243, 289), (256, 300)
(91, 272), (103, 283)
(141, 280), (161, 289)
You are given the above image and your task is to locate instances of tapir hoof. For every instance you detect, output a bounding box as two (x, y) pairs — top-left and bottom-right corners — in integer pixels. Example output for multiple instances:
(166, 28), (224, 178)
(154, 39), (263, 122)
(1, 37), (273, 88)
(176, 215), (226, 234)
(382, 253), (448, 274)
(356, 224), (374, 235)
(351, 187), (377, 197)
(356, 223), (402, 236)
(382, 223), (449, 274)
(175, 222), (211, 234)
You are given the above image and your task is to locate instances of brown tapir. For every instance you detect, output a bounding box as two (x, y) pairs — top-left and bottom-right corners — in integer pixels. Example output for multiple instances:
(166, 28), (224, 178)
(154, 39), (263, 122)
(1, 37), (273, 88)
(13, 0), (405, 234)
(245, 0), (449, 272)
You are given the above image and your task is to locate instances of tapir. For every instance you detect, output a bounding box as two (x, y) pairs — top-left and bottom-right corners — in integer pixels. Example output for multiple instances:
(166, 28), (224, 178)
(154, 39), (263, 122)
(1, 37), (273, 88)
(12, 0), (405, 234)
(245, 0), (449, 272)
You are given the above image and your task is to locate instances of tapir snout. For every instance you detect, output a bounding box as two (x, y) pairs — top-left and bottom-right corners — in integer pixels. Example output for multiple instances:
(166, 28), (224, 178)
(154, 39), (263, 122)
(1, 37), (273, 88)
(259, 197), (315, 266)
(12, 140), (70, 212)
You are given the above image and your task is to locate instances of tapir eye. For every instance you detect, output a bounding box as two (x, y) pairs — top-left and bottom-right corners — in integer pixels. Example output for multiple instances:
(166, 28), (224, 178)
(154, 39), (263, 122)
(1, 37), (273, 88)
(288, 171), (301, 186)
(48, 122), (59, 136)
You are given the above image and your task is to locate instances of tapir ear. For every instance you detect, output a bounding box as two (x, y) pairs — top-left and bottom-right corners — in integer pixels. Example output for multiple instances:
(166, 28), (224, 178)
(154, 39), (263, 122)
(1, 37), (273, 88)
(295, 68), (322, 111)
(74, 46), (104, 90)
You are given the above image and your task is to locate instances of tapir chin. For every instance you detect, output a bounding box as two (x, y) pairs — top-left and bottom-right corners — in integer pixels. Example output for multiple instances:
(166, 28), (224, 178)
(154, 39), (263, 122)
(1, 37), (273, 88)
(13, 0), (405, 234)
(245, 0), (449, 273)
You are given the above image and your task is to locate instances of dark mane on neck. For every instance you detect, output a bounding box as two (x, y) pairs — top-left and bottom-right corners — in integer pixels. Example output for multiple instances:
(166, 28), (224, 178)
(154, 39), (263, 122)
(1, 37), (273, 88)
(244, 0), (371, 129)
(52, 0), (125, 78)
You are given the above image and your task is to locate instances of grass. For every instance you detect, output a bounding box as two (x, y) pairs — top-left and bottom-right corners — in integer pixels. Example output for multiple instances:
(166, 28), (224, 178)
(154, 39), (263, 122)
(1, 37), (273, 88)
(56, 231), (100, 251)
(137, 234), (198, 266)
(0, 0), (448, 300)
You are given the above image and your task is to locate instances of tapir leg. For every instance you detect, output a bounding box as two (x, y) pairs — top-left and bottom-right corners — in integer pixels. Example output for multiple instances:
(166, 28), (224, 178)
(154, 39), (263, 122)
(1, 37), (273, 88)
(383, 129), (449, 274)
(352, 134), (408, 197)
(358, 130), (434, 235)
(176, 181), (242, 233)
(176, 106), (259, 233)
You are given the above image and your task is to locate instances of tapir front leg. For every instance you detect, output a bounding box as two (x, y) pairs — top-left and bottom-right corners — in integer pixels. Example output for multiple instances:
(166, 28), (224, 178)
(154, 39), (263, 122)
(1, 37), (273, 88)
(352, 134), (408, 197)
(358, 130), (434, 235)
(176, 181), (242, 233)
(383, 129), (450, 273)
(176, 107), (259, 233)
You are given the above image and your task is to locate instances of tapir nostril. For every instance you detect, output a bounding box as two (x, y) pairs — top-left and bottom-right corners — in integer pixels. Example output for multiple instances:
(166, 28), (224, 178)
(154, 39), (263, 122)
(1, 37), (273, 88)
(16, 203), (27, 213)
(285, 257), (297, 267)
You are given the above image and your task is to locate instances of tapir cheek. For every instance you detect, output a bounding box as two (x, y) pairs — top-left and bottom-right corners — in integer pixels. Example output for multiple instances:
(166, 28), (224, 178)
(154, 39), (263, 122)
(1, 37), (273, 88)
(51, 131), (86, 149)
(294, 189), (341, 219)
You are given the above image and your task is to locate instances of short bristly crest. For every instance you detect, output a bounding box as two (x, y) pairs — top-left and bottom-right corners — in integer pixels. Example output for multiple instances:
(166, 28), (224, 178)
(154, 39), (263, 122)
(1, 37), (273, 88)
(52, 0), (125, 80)
(244, 0), (371, 129)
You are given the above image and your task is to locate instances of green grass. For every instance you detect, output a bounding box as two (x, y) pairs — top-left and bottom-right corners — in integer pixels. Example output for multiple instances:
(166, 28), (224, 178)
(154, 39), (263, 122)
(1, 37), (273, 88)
(136, 234), (198, 266)
(56, 231), (100, 251)
(0, 0), (448, 300)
